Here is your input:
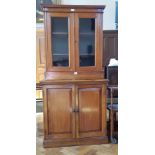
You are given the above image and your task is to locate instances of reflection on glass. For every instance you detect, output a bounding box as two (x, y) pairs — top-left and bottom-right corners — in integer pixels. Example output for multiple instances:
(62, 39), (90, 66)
(52, 55), (69, 66)
(51, 17), (69, 67)
(79, 18), (95, 67)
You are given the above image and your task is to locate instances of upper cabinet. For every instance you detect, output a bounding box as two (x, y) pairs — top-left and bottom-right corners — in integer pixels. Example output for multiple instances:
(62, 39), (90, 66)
(42, 5), (105, 80)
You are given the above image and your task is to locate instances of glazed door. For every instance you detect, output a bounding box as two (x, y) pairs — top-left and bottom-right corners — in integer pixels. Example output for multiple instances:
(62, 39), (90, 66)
(46, 12), (75, 71)
(74, 13), (103, 71)
(76, 85), (106, 138)
(43, 85), (75, 139)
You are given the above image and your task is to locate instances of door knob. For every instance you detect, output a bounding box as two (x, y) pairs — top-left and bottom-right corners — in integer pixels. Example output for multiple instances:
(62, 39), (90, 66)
(72, 108), (79, 113)
(73, 108), (76, 112)
(76, 108), (79, 113)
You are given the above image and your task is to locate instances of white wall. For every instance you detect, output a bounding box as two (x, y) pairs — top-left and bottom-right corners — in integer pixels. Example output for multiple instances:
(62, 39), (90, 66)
(61, 0), (116, 30)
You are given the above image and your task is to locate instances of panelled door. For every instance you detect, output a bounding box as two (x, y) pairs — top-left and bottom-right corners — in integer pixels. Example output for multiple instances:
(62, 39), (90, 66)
(76, 84), (106, 138)
(43, 85), (75, 139)
(74, 13), (103, 71)
(43, 84), (106, 139)
(46, 12), (75, 71)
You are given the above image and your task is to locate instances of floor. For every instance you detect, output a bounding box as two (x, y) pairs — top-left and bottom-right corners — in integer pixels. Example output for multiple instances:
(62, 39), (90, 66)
(36, 113), (118, 155)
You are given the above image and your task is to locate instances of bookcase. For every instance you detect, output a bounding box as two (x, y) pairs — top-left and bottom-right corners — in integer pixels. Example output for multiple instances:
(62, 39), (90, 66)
(41, 4), (108, 147)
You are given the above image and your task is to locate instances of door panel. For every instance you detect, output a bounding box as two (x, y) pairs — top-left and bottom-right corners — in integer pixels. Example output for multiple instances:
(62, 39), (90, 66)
(77, 85), (105, 138)
(79, 18), (95, 67)
(74, 13), (103, 71)
(46, 12), (75, 71)
(46, 86), (75, 139)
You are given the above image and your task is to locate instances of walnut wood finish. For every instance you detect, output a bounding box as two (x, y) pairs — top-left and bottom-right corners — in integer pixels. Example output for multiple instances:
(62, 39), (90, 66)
(77, 85), (103, 137)
(41, 4), (105, 9)
(41, 5), (107, 148)
(74, 13), (103, 72)
(44, 136), (108, 148)
(41, 80), (108, 148)
(45, 85), (75, 139)
(46, 12), (75, 72)
(41, 79), (108, 85)
(43, 5), (105, 80)
(36, 29), (45, 84)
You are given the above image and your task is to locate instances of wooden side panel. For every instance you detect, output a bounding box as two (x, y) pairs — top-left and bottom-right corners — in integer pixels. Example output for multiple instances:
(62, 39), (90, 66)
(45, 86), (75, 139)
(39, 36), (45, 65)
(36, 29), (45, 67)
(77, 85), (106, 138)
(36, 29), (45, 83)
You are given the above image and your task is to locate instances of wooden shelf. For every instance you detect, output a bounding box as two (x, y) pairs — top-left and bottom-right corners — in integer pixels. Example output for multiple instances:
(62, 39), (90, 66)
(80, 53), (95, 56)
(80, 32), (95, 35)
(53, 54), (69, 55)
(52, 32), (68, 35)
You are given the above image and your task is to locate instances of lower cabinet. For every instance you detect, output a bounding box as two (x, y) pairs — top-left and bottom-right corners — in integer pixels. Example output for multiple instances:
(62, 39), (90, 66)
(43, 82), (108, 147)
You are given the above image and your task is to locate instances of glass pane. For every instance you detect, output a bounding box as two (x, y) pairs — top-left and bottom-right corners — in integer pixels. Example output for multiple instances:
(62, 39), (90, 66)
(51, 17), (69, 67)
(79, 18), (95, 67)
(52, 55), (69, 66)
(52, 17), (68, 33)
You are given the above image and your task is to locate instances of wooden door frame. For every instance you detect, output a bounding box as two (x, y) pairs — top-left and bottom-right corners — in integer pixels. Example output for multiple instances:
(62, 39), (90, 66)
(45, 12), (75, 72)
(75, 84), (107, 138)
(43, 84), (76, 139)
(74, 13), (103, 72)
